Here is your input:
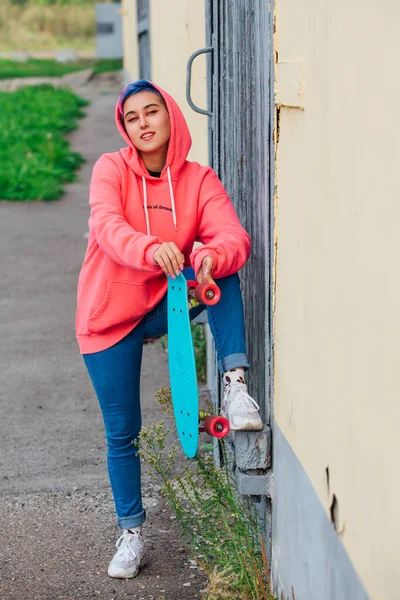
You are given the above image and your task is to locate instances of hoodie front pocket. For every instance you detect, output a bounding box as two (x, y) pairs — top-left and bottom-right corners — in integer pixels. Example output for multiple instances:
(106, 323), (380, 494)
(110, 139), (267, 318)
(88, 281), (148, 334)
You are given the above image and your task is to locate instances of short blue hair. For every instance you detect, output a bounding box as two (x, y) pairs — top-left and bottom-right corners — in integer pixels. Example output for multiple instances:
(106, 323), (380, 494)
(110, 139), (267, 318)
(118, 80), (164, 118)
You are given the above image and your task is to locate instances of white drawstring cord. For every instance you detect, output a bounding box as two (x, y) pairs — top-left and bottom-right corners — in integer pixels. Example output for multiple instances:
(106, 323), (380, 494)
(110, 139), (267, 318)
(167, 166), (178, 231)
(142, 176), (150, 235)
(142, 168), (177, 234)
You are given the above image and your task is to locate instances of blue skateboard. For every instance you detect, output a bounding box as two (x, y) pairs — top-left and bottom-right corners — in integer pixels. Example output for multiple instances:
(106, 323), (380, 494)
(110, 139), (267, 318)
(167, 272), (228, 458)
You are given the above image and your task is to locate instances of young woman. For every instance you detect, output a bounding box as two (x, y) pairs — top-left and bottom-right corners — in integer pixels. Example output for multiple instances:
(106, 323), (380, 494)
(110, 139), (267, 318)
(76, 80), (262, 579)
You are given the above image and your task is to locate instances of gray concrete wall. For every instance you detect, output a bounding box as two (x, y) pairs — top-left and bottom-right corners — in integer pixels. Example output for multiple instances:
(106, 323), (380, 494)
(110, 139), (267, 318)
(96, 3), (123, 59)
(272, 424), (370, 600)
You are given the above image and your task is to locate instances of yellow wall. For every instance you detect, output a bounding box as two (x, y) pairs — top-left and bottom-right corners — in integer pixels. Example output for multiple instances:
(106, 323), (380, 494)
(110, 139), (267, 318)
(274, 0), (400, 597)
(121, 0), (139, 82)
(149, 0), (208, 164)
(121, 0), (208, 165)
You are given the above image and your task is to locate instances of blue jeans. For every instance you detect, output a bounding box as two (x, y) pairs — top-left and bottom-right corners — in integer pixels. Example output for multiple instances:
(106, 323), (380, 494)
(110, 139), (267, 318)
(83, 268), (249, 530)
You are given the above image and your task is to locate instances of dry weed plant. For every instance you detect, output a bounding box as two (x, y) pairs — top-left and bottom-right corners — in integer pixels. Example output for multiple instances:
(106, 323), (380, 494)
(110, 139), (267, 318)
(200, 565), (238, 599)
(0, 1), (95, 51)
(139, 387), (276, 600)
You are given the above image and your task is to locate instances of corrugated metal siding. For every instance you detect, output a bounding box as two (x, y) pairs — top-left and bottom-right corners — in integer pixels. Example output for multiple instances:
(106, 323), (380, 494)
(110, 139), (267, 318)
(208, 0), (271, 420)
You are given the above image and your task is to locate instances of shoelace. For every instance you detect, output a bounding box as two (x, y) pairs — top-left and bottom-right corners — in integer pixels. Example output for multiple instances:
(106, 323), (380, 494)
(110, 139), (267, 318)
(115, 534), (139, 561)
(225, 383), (260, 412)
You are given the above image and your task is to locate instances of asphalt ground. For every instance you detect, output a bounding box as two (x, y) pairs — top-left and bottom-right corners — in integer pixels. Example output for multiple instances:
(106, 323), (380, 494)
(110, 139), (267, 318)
(0, 73), (207, 600)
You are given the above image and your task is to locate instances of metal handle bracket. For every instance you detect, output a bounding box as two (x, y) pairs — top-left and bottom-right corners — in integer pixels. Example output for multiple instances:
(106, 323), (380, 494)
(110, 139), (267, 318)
(186, 47), (213, 116)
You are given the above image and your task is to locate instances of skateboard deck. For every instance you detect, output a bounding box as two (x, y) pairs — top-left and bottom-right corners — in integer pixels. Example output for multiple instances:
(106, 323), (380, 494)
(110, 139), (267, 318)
(167, 272), (199, 458)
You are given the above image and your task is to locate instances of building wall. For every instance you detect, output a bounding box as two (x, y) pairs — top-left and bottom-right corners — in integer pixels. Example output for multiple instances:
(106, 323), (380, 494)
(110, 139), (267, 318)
(149, 0), (208, 164)
(95, 3), (124, 59)
(272, 0), (400, 598)
(121, 0), (208, 165)
(121, 0), (139, 82)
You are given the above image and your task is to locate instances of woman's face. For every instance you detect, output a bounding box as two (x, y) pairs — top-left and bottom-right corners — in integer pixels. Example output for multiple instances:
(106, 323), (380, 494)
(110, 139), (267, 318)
(123, 91), (171, 158)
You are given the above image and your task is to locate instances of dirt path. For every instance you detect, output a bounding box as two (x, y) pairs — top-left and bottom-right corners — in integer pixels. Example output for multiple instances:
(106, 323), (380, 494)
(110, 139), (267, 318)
(0, 74), (206, 600)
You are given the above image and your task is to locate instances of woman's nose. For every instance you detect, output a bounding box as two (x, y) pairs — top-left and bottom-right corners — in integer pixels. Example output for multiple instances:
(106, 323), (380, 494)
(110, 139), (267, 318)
(139, 115), (148, 129)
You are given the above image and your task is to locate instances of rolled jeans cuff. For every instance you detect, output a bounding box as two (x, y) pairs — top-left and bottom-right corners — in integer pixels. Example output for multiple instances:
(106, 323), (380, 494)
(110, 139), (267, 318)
(218, 353), (250, 374)
(118, 509), (146, 530)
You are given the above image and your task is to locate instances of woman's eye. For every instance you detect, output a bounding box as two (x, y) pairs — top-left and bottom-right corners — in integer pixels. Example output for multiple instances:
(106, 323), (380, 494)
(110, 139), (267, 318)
(147, 110), (157, 116)
(128, 117), (138, 123)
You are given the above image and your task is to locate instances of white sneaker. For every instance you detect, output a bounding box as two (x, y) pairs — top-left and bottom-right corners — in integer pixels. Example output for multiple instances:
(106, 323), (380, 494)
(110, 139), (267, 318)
(222, 383), (263, 431)
(108, 533), (147, 579)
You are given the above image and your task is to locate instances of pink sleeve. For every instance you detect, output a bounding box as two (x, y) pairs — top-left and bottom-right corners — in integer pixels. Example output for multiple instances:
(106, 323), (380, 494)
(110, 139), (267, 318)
(190, 169), (251, 277)
(89, 157), (162, 271)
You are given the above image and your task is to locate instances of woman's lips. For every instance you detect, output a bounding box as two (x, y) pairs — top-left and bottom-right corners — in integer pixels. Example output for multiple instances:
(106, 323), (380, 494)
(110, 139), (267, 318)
(140, 132), (156, 141)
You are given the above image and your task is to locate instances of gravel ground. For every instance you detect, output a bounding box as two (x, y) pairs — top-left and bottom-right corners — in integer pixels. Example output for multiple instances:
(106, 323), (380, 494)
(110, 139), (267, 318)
(0, 72), (208, 600)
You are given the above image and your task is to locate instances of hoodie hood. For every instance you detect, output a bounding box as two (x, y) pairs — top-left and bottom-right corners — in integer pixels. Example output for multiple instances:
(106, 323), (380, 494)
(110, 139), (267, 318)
(115, 81), (192, 180)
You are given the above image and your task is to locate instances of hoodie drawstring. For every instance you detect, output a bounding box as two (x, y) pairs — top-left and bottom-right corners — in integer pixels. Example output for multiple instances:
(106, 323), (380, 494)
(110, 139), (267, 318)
(167, 166), (178, 232)
(141, 167), (177, 235)
(142, 176), (151, 235)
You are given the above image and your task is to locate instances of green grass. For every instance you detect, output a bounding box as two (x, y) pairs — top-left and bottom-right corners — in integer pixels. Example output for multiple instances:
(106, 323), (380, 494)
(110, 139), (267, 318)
(191, 323), (207, 382)
(0, 58), (123, 79)
(0, 84), (88, 201)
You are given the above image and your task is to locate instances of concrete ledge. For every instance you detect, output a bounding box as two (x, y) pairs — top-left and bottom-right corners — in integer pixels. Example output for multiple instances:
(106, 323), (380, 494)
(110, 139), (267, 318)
(234, 426), (272, 470)
(236, 471), (274, 498)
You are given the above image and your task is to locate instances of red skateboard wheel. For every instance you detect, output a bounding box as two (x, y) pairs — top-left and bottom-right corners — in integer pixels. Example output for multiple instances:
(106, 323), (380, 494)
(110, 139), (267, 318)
(186, 280), (198, 294)
(195, 283), (221, 305)
(203, 415), (230, 438)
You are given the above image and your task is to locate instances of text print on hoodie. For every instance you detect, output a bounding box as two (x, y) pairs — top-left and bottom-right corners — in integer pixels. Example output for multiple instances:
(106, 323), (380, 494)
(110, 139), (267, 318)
(76, 83), (251, 354)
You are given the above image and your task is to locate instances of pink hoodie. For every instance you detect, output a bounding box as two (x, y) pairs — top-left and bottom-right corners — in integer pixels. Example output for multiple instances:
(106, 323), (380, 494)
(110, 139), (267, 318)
(76, 83), (250, 354)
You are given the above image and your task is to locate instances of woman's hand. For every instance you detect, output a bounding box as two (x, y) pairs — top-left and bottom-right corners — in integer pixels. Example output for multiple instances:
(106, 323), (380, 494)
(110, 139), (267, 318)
(196, 255), (215, 286)
(153, 242), (185, 278)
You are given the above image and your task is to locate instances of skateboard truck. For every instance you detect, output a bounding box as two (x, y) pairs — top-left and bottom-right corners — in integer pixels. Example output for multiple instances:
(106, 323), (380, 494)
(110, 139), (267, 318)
(187, 280), (221, 309)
